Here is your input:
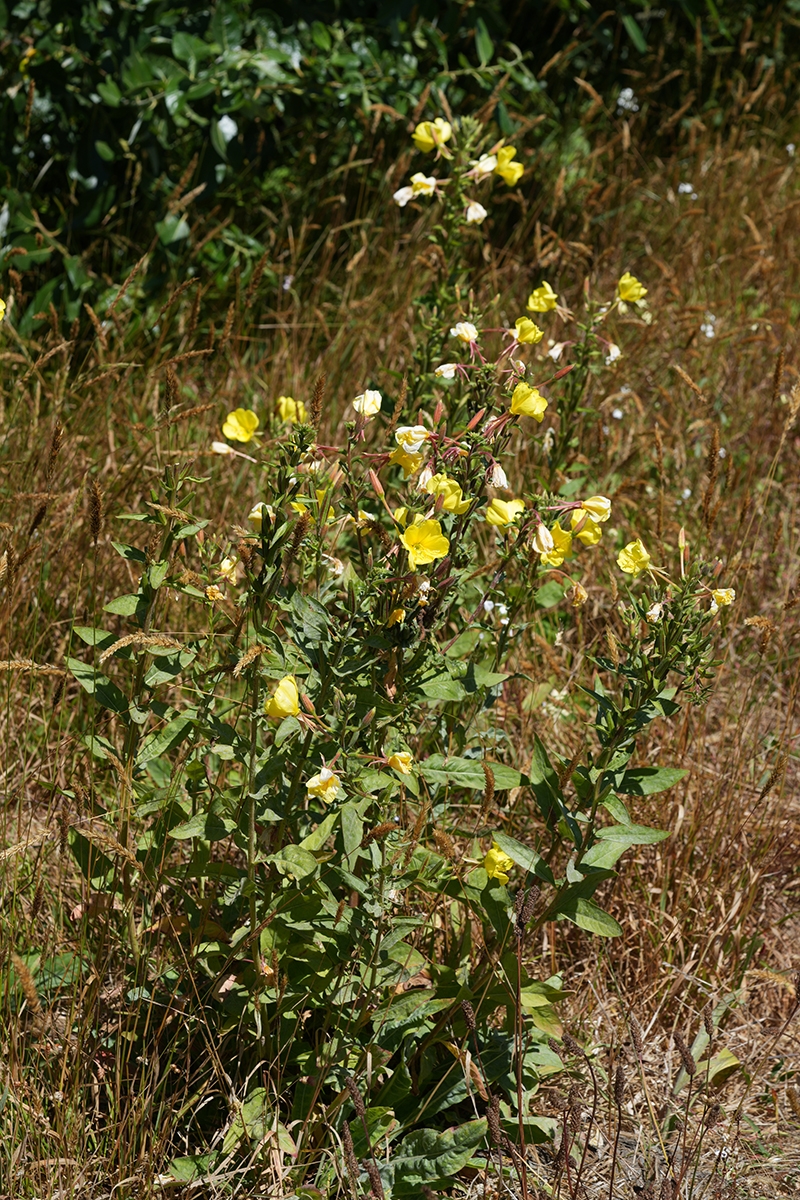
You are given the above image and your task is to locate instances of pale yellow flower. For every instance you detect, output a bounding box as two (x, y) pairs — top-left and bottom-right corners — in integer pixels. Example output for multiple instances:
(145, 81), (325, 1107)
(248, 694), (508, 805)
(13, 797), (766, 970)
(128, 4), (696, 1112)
(532, 524), (555, 554)
(512, 317), (544, 344)
(353, 389), (382, 417)
(412, 118), (452, 153)
(0, 297), (6, 323)
(510, 382), (548, 421)
(540, 524), (573, 567)
(435, 362), (458, 380)
(410, 172), (437, 197)
(276, 395), (307, 423)
(484, 842), (514, 884)
(617, 272), (647, 303)
(222, 408), (259, 443)
(306, 767), (342, 803)
(388, 751), (414, 775)
(425, 473), (470, 514)
(465, 201), (488, 224)
(400, 517), (450, 569)
(395, 425), (430, 454)
(450, 321), (479, 343)
(485, 498), (525, 528)
(527, 282), (558, 313)
(581, 495), (612, 523)
(494, 145), (524, 186)
(393, 506), (409, 527)
(710, 587), (735, 613)
(247, 502), (274, 533)
(265, 675), (300, 719)
(617, 538), (651, 576)
(217, 556), (238, 583)
(205, 584), (224, 603)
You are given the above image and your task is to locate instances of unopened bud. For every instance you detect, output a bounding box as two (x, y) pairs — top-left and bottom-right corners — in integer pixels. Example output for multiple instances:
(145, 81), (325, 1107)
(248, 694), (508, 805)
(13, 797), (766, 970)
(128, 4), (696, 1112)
(678, 526), (687, 550)
(211, 441), (233, 455)
(369, 468), (384, 497)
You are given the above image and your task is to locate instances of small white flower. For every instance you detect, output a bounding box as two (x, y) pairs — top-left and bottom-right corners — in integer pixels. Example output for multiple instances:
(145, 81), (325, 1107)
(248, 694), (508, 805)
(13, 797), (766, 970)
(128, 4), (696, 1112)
(500, 617), (509, 626)
(450, 321), (479, 344)
(718, 447), (727, 458)
(547, 342), (565, 362)
(497, 603), (508, 617)
(543, 429), (556, 453)
(282, 274), (294, 291)
(465, 200), (488, 224)
(483, 599), (495, 612)
(604, 343), (622, 365)
(612, 407), (624, 420)
(435, 362), (458, 380)
(322, 553), (345, 577)
(353, 389), (382, 417)
(787, 143), (796, 157)
(677, 182), (697, 198)
(490, 462), (509, 489)
(616, 87), (639, 113)
(682, 487), (692, 499)
(393, 185), (414, 207)
(473, 154), (497, 175)
(217, 115), (238, 143)
(647, 601), (664, 622)
(211, 441), (233, 455)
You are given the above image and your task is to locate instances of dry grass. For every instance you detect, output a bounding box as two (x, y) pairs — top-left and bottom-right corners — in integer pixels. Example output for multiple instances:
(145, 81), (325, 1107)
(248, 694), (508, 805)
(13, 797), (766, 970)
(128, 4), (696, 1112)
(2, 114), (800, 1197)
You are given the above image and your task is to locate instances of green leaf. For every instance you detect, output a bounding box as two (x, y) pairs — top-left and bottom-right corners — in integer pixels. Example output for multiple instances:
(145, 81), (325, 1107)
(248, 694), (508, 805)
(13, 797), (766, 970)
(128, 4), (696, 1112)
(474, 18), (494, 66)
(299, 810), (339, 852)
(389, 1119), (488, 1193)
(618, 767), (687, 796)
(622, 14), (648, 54)
(71, 626), (117, 651)
(420, 756), (522, 791)
(137, 715), (194, 766)
(348, 1107), (397, 1158)
(97, 80), (122, 107)
(492, 831), (555, 884)
(582, 823), (669, 869)
(265, 845), (319, 881)
(104, 592), (147, 617)
(556, 896), (622, 937)
(169, 805), (235, 842)
(155, 214), (191, 246)
(66, 657), (129, 718)
(535, 580), (566, 608)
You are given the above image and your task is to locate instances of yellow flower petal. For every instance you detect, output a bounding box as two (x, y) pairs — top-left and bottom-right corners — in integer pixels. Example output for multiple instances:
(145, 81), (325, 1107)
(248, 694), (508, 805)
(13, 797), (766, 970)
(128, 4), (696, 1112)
(510, 382), (548, 421)
(513, 317), (544, 344)
(484, 842), (514, 884)
(222, 408), (259, 443)
(388, 751), (414, 775)
(400, 517), (450, 569)
(617, 538), (651, 576)
(617, 272), (647, 303)
(265, 675), (300, 719)
(540, 524), (573, 567)
(485, 498), (525, 528)
(527, 282), (558, 313)
(276, 395), (307, 424)
(412, 118), (452, 153)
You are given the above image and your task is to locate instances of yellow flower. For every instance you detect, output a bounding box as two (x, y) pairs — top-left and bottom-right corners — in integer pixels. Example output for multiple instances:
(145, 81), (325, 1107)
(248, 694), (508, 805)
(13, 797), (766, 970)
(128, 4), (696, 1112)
(393, 506), (409, 527)
(570, 511), (602, 547)
(510, 382), (548, 421)
(494, 146), (524, 186)
(388, 751), (414, 775)
(387, 607), (406, 627)
(400, 517), (450, 569)
(395, 425), (430, 454)
(19, 46), (36, 75)
(0, 297), (6, 323)
(513, 317), (544, 344)
(425, 473), (470, 514)
(484, 842), (514, 884)
(306, 767), (342, 803)
(617, 538), (651, 576)
(389, 448), (426, 478)
(353, 389), (382, 417)
(540, 524), (573, 567)
(527, 282), (558, 313)
(617, 272), (647, 303)
(205, 584), (224, 603)
(412, 117), (452, 153)
(265, 675), (300, 719)
(485, 498), (525, 528)
(711, 587), (735, 612)
(276, 395), (307, 423)
(218, 556), (238, 582)
(222, 408), (259, 443)
(581, 495), (612, 523)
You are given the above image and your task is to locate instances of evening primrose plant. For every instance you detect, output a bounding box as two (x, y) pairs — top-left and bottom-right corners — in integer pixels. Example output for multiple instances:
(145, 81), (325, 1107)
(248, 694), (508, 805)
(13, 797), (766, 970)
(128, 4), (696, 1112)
(65, 114), (737, 1196)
